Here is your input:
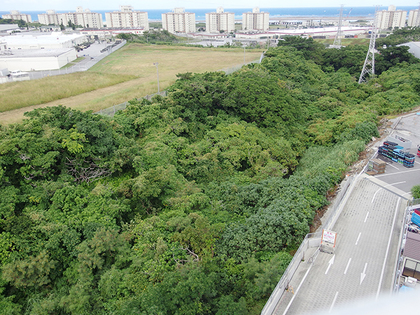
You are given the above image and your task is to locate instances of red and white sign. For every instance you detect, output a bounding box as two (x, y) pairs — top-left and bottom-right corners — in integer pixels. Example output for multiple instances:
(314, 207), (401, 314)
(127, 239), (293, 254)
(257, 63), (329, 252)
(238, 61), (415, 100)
(321, 229), (337, 248)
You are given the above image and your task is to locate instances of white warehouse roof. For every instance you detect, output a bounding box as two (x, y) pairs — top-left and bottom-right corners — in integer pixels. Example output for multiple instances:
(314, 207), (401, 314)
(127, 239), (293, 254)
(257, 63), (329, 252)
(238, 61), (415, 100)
(0, 48), (75, 58)
(3, 32), (86, 49)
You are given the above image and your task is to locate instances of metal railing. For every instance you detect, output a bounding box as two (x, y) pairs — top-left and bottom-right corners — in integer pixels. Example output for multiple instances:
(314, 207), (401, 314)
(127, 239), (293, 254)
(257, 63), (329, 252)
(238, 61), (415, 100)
(261, 232), (321, 315)
(261, 175), (356, 315)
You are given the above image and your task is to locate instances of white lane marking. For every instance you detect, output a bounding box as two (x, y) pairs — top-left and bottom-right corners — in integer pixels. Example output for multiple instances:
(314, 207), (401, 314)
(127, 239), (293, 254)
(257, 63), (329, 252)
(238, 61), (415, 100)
(372, 189), (382, 203)
(415, 160), (420, 165)
(282, 252), (316, 315)
(344, 258), (352, 275)
(325, 255), (335, 275)
(364, 212), (369, 223)
(376, 197), (401, 299)
(375, 168), (420, 177)
(329, 292), (339, 313)
(355, 232), (361, 245)
(371, 182), (405, 204)
(388, 181), (406, 186)
(360, 263), (368, 285)
(386, 163), (399, 170)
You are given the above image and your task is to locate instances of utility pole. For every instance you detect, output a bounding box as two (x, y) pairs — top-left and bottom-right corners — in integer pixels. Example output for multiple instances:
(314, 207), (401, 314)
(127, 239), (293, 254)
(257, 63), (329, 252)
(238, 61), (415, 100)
(153, 62), (160, 93)
(358, 6), (380, 84)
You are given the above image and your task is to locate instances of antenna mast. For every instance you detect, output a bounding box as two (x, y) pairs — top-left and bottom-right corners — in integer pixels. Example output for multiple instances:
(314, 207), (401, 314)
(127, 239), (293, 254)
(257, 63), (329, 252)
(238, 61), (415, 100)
(358, 6), (380, 84)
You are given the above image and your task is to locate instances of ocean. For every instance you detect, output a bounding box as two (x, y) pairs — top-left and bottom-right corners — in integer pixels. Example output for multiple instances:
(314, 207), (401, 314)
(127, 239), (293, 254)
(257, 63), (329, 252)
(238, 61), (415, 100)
(1, 6), (418, 23)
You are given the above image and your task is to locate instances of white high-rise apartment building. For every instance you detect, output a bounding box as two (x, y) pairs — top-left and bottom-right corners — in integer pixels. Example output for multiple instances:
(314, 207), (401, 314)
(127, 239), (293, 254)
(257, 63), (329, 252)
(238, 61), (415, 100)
(376, 5), (407, 30)
(38, 10), (59, 25)
(206, 7), (235, 33)
(105, 6), (149, 30)
(408, 9), (420, 27)
(2, 10), (32, 23)
(73, 7), (103, 29)
(162, 8), (196, 33)
(242, 7), (269, 31)
(38, 8), (103, 28)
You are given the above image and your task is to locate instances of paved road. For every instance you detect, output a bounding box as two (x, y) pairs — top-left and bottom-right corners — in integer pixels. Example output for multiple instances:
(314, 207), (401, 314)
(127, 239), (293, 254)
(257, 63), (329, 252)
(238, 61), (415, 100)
(275, 175), (406, 315)
(27, 40), (126, 80)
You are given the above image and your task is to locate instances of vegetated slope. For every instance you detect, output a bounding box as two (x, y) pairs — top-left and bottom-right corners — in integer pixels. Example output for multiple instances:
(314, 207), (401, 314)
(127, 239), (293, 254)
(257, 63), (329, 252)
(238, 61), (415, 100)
(0, 44), (263, 125)
(0, 37), (419, 314)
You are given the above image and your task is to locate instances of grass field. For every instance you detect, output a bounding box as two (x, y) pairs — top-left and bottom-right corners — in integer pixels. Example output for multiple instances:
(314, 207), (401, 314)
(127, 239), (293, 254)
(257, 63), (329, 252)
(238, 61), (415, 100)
(0, 72), (136, 112)
(0, 44), (264, 125)
(314, 38), (371, 46)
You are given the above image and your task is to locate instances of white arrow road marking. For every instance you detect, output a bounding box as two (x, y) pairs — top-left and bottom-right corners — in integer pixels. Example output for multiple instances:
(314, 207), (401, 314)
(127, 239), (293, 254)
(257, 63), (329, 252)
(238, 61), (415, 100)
(360, 263), (368, 285)
(355, 232), (361, 245)
(364, 212), (369, 223)
(344, 258), (352, 275)
(325, 255), (335, 275)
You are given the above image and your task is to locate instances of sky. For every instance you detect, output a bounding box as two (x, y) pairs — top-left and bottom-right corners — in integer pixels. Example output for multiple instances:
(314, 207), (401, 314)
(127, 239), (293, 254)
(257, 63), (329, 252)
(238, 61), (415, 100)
(2, 0), (419, 11)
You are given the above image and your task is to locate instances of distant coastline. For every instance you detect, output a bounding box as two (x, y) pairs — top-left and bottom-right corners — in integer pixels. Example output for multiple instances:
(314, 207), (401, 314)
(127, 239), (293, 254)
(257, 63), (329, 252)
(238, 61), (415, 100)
(1, 6), (418, 23)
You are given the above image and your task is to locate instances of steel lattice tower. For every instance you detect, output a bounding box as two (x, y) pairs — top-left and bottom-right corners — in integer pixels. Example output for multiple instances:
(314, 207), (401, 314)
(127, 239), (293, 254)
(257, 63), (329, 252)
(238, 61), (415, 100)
(332, 5), (344, 48)
(358, 6), (380, 84)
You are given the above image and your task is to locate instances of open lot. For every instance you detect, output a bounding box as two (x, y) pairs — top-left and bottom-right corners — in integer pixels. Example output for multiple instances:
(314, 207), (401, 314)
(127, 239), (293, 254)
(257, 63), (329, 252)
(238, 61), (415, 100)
(373, 113), (420, 196)
(0, 44), (264, 125)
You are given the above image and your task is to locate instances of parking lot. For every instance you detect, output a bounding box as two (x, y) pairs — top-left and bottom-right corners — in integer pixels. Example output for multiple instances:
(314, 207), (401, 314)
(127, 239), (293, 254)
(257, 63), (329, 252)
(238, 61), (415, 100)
(373, 113), (420, 197)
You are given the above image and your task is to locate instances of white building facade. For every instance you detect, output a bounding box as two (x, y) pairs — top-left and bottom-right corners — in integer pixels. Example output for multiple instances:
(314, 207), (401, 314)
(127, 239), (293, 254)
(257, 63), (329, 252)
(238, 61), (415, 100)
(38, 8), (103, 28)
(376, 5), (407, 30)
(242, 7), (269, 31)
(0, 49), (77, 71)
(206, 7), (235, 33)
(2, 11), (32, 23)
(38, 10), (60, 25)
(105, 6), (149, 30)
(162, 8), (196, 33)
(408, 10), (420, 27)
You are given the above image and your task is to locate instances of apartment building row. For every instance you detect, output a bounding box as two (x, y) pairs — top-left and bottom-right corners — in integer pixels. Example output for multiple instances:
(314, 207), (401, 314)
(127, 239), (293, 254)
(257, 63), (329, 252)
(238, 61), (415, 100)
(38, 7), (103, 29)
(164, 7), (268, 33)
(376, 5), (420, 30)
(3, 6), (269, 33)
(1, 10), (32, 23)
(7, 5), (420, 34)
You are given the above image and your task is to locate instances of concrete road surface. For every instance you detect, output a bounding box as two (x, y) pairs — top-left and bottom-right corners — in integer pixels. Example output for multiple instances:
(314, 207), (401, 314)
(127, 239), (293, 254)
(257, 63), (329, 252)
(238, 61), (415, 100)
(274, 174), (407, 315)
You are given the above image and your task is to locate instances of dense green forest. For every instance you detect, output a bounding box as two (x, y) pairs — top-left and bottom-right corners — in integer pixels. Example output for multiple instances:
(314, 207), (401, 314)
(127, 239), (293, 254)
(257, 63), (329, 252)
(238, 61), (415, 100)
(1, 31), (420, 314)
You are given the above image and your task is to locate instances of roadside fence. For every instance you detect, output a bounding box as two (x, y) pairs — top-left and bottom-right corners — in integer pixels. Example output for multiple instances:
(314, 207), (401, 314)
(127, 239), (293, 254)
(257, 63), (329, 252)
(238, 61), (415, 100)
(95, 91), (167, 117)
(261, 175), (356, 315)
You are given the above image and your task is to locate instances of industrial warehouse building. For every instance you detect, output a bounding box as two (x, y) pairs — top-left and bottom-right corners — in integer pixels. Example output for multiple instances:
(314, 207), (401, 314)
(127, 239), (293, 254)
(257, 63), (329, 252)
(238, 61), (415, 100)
(0, 32), (85, 71)
(3, 32), (86, 50)
(0, 49), (77, 71)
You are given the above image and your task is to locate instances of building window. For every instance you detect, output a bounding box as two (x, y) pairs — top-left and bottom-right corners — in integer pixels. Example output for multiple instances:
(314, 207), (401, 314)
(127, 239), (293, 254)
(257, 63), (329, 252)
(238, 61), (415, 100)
(403, 259), (420, 280)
